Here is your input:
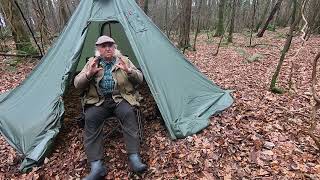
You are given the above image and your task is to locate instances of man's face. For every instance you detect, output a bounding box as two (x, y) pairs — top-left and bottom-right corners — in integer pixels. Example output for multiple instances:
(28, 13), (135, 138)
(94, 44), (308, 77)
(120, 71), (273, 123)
(97, 42), (115, 59)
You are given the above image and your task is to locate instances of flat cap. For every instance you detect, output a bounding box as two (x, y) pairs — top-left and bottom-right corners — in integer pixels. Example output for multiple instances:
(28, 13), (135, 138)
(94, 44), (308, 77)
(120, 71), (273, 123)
(95, 35), (115, 45)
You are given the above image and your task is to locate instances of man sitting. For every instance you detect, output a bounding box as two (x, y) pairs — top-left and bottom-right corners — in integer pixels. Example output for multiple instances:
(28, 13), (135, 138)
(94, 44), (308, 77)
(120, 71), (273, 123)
(74, 36), (147, 180)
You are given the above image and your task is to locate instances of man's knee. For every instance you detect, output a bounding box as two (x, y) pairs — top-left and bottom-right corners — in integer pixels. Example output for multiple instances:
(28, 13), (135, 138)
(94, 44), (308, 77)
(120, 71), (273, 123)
(85, 109), (97, 123)
(117, 102), (136, 119)
(84, 107), (104, 130)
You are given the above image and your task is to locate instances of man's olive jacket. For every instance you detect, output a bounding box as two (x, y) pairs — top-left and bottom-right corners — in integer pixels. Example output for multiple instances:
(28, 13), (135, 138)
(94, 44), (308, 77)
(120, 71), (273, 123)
(74, 52), (143, 106)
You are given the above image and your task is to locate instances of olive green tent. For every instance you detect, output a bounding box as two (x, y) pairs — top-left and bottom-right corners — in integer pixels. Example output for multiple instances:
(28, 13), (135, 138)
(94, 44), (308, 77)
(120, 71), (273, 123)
(0, 0), (233, 172)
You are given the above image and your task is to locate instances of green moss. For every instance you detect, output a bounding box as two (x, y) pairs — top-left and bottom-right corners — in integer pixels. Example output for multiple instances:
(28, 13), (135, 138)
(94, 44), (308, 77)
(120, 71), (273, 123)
(276, 32), (286, 39)
(19, 43), (39, 55)
(241, 29), (252, 37)
(267, 24), (276, 32)
(270, 86), (284, 94)
(6, 65), (17, 72)
(247, 53), (264, 63)
(235, 48), (248, 57)
(205, 38), (214, 44)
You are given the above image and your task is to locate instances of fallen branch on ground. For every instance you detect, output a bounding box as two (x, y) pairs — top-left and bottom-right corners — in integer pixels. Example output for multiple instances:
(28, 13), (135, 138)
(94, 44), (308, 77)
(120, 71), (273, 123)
(0, 52), (42, 59)
(246, 43), (281, 49)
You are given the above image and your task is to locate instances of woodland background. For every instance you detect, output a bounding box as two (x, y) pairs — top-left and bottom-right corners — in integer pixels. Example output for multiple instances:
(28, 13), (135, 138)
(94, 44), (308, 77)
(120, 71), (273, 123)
(1, 0), (320, 179)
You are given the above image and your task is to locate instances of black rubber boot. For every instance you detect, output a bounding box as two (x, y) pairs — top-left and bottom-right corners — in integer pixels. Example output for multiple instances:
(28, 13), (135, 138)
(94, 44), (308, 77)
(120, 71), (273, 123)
(83, 160), (107, 180)
(128, 153), (147, 173)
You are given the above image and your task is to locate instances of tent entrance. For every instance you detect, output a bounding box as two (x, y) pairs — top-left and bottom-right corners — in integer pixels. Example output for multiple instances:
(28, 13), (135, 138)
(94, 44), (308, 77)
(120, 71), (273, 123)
(76, 21), (139, 72)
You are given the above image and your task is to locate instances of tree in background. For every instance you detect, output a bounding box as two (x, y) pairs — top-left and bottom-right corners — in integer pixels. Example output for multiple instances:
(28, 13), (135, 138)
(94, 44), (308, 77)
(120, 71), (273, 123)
(0, 0), (319, 56)
(249, 0), (257, 46)
(58, 0), (71, 31)
(143, 0), (149, 15)
(178, 0), (192, 51)
(227, 0), (236, 43)
(257, 0), (283, 37)
(0, 0), (37, 54)
(32, 0), (51, 52)
(193, 0), (203, 51)
(46, 0), (59, 34)
(255, 0), (272, 32)
(270, 0), (300, 93)
(136, 0), (149, 15)
(214, 0), (226, 37)
(306, 0), (320, 35)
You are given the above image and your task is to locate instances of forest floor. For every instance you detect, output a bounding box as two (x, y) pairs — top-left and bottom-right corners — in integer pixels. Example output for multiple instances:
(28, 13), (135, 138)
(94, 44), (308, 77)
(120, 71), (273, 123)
(1, 29), (320, 179)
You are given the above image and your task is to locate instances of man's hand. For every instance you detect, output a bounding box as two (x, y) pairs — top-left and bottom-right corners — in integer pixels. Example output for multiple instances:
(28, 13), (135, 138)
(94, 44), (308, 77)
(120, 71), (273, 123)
(86, 58), (103, 79)
(116, 57), (131, 73)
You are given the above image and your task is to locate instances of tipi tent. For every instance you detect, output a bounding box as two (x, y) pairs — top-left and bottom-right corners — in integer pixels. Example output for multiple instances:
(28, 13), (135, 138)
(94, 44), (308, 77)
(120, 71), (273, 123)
(0, 0), (233, 172)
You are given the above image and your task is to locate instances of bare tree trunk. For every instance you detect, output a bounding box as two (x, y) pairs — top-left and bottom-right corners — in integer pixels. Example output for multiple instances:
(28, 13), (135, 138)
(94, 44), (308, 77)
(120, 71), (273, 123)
(204, 0), (214, 31)
(59, 0), (71, 31)
(288, 0), (309, 91)
(144, 0), (149, 15)
(47, 0), (59, 34)
(214, 11), (232, 56)
(227, 0), (236, 43)
(257, 0), (283, 37)
(165, 0), (169, 35)
(193, 0), (203, 51)
(255, 0), (271, 32)
(249, 0), (257, 46)
(307, 0), (320, 34)
(21, 1), (34, 31)
(64, 1), (72, 16)
(178, 0), (192, 51)
(214, 0), (226, 37)
(270, 0), (298, 93)
(0, 0), (36, 54)
(307, 51), (320, 150)
(0, 4), (7, 51)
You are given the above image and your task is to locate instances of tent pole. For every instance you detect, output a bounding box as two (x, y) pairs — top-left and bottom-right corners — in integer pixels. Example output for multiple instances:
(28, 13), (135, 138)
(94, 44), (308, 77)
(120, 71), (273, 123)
(13, 0), (44, 57)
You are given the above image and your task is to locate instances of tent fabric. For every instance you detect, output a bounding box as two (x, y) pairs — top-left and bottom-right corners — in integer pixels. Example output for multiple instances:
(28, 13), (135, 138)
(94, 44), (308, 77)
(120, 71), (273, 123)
(0, 0), (233, 172)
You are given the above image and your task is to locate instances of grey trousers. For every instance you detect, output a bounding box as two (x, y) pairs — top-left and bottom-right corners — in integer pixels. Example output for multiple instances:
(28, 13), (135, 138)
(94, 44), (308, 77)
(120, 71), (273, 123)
(84, 98), (140, 162)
